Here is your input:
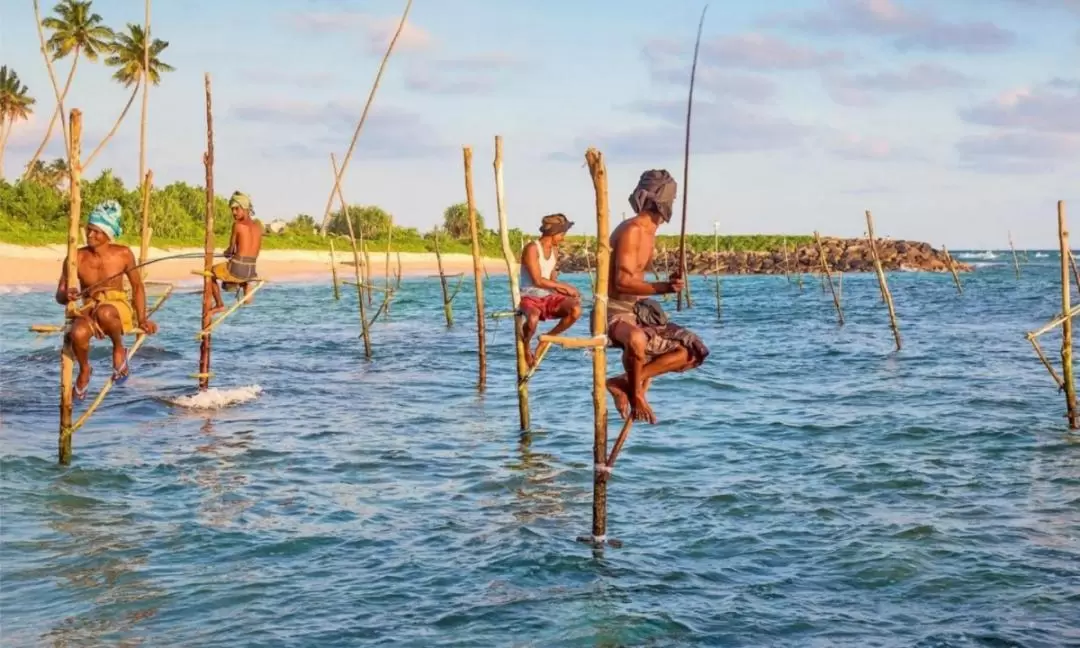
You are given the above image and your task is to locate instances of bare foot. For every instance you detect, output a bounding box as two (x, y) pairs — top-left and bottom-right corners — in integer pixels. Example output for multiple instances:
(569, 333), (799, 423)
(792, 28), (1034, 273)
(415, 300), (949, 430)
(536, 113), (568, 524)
(209, 304), (226, 315)
(523, 344), (536, 368)
(630, 393), (657, 424)
(74, 365), (92, 400)
(607, 375), (632, 420)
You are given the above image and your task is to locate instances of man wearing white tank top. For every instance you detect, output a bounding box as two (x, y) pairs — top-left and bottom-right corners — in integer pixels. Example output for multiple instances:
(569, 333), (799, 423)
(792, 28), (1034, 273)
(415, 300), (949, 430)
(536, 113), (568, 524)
(518, 213), (582, 366)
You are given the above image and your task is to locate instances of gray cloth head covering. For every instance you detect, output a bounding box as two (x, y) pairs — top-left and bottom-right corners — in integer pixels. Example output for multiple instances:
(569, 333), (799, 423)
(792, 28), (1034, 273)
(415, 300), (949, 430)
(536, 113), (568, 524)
(628, 169), (677, 222)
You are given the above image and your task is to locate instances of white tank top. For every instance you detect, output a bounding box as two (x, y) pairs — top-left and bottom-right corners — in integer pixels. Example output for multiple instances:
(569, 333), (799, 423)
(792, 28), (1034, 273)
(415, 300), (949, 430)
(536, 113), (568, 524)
(521, 240), (557, 296)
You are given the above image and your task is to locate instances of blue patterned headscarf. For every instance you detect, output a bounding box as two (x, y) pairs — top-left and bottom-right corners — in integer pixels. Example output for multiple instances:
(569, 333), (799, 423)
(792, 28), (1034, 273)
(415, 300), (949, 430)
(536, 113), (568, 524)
(87, 200), (123, 241)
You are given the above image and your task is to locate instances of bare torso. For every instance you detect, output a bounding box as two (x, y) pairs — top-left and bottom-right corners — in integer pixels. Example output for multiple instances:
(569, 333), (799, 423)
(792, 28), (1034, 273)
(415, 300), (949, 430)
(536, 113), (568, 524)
(609, 216), (657, 303)
(75, 244), (135, 294)
(231, 218), (263, 258)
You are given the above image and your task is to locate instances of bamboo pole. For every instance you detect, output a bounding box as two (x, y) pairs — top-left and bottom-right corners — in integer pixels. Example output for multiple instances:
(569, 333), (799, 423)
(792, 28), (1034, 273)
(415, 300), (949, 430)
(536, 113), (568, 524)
(584, 235), (596, 293)
(1030, 304), (1080, 340)
(363, 242), (373, 306)
(139, 170), (153, 277)
(464, 147), (486, 391)
(814, 232), (844, 325)
(943, 246), (962, 294)
(866, 211), (901, 351)
(384, 216), (393, 316)
(198, 74), (214, 392)
(493, 136), (530, 430)
(396, 252), (403, 289)
(195, 280), (266, 338)
(1069, 250), (1080, 294)
(1059, 201), (1078, 429)
(713, 222), (721, 320)
(1009, 231), (1021, 279)
(317, 0), (413, 235)
(1028, 336), (1065, 389)
(585, 147), (613, 544)
(331, 154), (372, 357)
(329, 238), (341, 300)
(433, 228), (454, 326)
(57, 109), (82, 465)
(782, 237), (792, 285)
(676, 5), (707, 312)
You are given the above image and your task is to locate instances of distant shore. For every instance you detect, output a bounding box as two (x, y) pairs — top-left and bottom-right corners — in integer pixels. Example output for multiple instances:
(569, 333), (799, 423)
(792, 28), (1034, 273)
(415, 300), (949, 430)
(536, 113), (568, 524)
(0, 243), (506, 289)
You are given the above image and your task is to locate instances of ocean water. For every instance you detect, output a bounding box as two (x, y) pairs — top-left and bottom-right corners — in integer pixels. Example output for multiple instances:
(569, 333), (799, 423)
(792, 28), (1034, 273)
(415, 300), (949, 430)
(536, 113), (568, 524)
(1, 253), (1078, 647)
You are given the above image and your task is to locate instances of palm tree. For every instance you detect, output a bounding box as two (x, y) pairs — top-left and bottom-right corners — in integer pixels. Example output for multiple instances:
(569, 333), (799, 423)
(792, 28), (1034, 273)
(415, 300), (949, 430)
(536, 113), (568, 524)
(0, 66), (36, 178)
(82, 23), (173, 168)
(23, 0), (114, 175)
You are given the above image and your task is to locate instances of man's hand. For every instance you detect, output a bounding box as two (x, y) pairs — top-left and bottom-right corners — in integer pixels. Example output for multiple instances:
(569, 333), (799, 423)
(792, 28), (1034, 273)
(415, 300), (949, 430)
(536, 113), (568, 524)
(553, 283), (579, 298)
(668, 273), (685, 294)
(65, 287), (81, 304)
(139, 319), (159, 335)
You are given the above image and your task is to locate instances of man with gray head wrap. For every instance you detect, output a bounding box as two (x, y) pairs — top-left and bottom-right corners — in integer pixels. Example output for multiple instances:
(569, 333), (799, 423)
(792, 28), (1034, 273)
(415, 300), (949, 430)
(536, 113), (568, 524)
(602, 169), (710, 424)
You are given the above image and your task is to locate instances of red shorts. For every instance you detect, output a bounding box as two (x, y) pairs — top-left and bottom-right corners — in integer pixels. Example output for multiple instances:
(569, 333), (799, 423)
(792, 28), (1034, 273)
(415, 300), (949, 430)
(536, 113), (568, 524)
(520, 293), (569, 321)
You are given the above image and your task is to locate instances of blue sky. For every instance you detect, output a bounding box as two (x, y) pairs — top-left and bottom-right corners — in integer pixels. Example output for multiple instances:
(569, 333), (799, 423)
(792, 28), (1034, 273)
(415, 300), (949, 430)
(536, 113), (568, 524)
(2, 0), (1078, 247)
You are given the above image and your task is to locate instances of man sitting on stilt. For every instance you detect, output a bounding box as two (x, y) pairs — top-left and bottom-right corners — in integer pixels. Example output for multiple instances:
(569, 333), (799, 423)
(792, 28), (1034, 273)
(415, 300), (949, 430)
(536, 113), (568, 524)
(55, 200), (159, 399)
(518, 213), (582, 367)
(210, 191), (262, 314)
(606, 170), (710, 423)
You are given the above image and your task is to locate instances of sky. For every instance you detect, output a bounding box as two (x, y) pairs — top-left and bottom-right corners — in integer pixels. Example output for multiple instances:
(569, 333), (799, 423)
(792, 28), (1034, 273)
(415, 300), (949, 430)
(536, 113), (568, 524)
(2, 0), (1078, 248)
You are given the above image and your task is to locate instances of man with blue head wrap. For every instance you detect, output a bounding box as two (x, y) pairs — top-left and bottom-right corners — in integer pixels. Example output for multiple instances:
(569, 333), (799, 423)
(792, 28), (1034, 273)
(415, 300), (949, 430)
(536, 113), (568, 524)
(602, 169), (710, 424)
(55, 200), (160, 399)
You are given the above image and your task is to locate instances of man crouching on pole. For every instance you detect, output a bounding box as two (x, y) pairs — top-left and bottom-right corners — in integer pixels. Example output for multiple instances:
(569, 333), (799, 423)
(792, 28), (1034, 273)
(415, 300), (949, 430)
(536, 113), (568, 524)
(605, 169), (710, 424)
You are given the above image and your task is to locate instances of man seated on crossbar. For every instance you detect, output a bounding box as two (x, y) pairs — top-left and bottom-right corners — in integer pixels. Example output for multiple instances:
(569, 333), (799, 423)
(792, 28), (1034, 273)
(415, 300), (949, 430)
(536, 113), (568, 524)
(210, 191), (263, 314)
(518, 213), (582, 366)
(606, 170), (710, 424)
(55, 200), (159, 399)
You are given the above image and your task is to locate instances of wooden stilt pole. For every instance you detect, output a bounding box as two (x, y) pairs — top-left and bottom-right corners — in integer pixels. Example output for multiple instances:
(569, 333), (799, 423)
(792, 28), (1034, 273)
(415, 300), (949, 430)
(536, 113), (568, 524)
(139, 169), (153, 278)
(713, 222), (721, 320)
(1069, 250), (1080, 295)
(329, 238), (341, 300)
(943, 245), (962, 294)
(331, 154), (372, 357)
(584, 235), (596, 293)
(464, 146), (486, 391)
(493, 136), (529, 430)
(1059, 201), (1078, 429)
(198, 74), (214, 392)
(782, 237), (792, 285)
(384, 215), (393, 316)
(866, 211), (901, 351)
(363, 242), (373, 306)
(58, 109), (82, 465)
(814, 231), (844, 325)
(585, 147), (612, 544)
(433, 228), (454, 327)
(1009, 231), (1021, 279)
(396, 252), (403, 289)
(676, 5), (707, 312)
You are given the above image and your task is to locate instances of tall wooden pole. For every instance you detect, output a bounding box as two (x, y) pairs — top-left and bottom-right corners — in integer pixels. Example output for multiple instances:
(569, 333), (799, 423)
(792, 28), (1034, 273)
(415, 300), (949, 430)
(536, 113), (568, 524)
(866, 211), (901, 351)
(677, 5), (708, 312)
(585, 148), (612, 542)
(329, 238), (341, 300)
(1059, 201), (1078, 429)
(331, 154), (372, 358)
(814, 231), (844, 325)
(433, 228), (454, 327)
(198, 75), (215, 391)
(493, 136), (529, 429)
(713, 221), (721, 320)
(384, 216), (393, 316)
(1009, 231), (1021, 279)
(464, 147), (486, 391)
(58, 108), (82, 465)
(943, 245), (962, 294)
(138, 170), (153, 278)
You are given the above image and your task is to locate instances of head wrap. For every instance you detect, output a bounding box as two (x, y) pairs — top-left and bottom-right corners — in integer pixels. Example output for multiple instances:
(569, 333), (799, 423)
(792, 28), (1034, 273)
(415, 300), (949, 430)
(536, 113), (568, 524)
(628, 169), (677, 222)
(87, 200), (123, 241)
(540, 213), (574, 236)
(229, 191), (253, 213)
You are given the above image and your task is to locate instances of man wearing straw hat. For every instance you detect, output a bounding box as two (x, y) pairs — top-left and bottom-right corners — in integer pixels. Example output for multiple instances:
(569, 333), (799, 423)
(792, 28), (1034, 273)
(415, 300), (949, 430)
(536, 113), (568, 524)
(518, 213), (582, 367)
(55, 200), (159, 399)
(606, 170), (710, 424)
(210, 191), (263, 314)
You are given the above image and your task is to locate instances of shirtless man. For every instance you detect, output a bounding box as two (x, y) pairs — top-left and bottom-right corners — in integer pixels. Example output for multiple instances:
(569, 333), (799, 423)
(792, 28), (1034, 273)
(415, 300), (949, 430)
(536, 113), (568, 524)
(210, 191), (262, 314)
(55, 200), (159, 399)
(606, 170), (710, 423)
(518, 213), (582, 366)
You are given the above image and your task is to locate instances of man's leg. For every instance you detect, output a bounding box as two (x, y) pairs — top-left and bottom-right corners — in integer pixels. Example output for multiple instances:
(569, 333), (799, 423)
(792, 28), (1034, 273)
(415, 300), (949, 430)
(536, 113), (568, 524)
(543, 297), (582, 338)
(241, 282), (253, 305)
(210, 279), (226, 315)
(66, 317), (94, 397)
(93, 305), (128, 380)
(520, 304), (542, 367)
(607, 320), (648, 422)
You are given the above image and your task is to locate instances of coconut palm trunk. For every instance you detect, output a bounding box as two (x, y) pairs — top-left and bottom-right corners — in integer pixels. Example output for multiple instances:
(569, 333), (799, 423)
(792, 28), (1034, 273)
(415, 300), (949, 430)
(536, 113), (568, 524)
(24, 53), (78, 175)
(139, 0), (152, 265)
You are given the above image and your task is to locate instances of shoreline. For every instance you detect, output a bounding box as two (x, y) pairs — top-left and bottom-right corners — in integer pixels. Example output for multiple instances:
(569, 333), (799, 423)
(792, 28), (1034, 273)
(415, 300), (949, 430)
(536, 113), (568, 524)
(0, 243), (506, 290)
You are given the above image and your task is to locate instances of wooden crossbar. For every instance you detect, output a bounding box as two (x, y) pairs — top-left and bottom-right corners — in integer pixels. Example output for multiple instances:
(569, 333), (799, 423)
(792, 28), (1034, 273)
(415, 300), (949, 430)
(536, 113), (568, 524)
(195, 280), (266, 339)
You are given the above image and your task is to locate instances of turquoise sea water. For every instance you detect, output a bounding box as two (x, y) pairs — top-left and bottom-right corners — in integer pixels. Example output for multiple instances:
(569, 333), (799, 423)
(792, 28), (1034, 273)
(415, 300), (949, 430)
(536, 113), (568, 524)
(1, 252), (1078, 647)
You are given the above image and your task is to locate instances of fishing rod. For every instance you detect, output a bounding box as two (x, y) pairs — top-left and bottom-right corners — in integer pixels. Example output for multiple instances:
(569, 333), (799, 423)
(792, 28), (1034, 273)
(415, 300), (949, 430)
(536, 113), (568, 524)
(67, 251), (226, 300)
(676, 5), (708, 312)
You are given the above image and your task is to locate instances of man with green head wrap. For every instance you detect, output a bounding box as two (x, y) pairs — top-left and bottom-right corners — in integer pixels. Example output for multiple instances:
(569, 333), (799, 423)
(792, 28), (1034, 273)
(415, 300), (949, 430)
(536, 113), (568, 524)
(55, 200), (160, 399)
(210, 190), (263, 313)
